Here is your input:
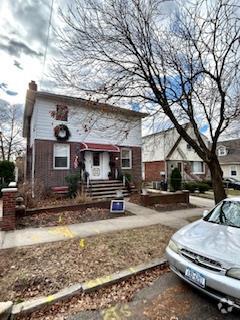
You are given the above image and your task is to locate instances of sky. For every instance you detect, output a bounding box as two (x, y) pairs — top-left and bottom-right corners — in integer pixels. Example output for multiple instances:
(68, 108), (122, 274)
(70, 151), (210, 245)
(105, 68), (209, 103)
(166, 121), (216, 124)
(0, 0), (238, 140)
(0, 0), (65, 105)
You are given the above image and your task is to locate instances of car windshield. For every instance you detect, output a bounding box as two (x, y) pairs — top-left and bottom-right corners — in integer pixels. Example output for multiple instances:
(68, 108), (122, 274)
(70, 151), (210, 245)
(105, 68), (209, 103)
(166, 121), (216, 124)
(205, 201), (240, 228)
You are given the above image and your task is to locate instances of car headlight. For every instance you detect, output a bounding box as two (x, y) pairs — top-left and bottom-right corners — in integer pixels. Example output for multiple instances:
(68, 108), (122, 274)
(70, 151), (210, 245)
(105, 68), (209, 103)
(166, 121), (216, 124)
(226, 268), (240, 280)
(168, 239), (180, 253)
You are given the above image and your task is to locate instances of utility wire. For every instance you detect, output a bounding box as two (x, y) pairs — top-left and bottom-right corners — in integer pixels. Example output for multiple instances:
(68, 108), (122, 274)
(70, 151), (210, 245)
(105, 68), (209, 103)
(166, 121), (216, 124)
(40, 0), (54, 87)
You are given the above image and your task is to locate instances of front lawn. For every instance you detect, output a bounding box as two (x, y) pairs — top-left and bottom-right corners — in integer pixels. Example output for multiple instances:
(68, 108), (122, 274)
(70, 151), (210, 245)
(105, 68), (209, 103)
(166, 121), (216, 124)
(226, 189), (240, 196)
(0, 224), (174, 302)
(16, 208), (133, 229)
(191, 188), (240, 199)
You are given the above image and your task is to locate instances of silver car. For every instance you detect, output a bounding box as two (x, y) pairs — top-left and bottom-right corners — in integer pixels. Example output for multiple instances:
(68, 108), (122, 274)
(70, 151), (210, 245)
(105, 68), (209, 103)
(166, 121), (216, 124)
(166, 197), (240, 310)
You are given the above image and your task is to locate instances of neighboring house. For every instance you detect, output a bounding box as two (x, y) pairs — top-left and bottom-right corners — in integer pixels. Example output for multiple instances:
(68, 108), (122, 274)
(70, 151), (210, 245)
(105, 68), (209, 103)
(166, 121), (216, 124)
(23, 81), (147, 190)
(216, 139), (240, 180)
(142, 125), (209, 183)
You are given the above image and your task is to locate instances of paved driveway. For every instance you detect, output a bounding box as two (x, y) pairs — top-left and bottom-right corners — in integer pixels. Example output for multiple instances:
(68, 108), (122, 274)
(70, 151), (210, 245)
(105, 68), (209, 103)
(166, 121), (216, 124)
(69, 272), (240, 320)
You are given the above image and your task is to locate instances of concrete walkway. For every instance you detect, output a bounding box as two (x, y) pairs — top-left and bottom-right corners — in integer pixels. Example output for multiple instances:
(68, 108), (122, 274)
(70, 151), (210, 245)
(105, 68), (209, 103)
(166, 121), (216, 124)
(0, 200), (209, 250)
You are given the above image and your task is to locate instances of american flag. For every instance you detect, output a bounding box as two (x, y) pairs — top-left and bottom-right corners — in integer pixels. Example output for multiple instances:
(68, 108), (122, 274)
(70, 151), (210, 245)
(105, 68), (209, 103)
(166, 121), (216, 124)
(73, 155), (79, 169)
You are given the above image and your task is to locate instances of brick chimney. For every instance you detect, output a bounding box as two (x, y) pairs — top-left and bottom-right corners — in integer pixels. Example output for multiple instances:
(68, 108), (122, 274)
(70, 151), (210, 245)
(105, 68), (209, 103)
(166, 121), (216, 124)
(29, 80), (37, 91)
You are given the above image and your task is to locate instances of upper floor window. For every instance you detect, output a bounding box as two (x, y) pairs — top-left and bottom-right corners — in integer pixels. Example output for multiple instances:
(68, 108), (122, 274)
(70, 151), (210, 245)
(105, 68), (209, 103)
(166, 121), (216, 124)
(121, 148), (132, 169)
(56, 104), (68, 121)
(230, 165), (237, 176)
(218, 146), (227, 157)
(191, 161), (204, 174)
(53, 143), (70, 169)
(186, 143), (192, 150)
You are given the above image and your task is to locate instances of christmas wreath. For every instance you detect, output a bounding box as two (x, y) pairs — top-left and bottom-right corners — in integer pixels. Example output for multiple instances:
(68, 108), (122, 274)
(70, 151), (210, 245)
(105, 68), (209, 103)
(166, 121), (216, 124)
(54, 124), (71, 141)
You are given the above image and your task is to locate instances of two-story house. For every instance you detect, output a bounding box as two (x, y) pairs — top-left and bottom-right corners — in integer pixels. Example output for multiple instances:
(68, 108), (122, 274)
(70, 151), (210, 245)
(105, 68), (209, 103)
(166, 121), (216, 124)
(216, 139), (240, 180)
(23, 81), (147, 193)
(142, 124), (209, 183)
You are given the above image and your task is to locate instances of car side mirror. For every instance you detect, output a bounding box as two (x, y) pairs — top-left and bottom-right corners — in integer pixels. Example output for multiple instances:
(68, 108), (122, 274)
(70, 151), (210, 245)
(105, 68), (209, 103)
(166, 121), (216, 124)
(203, 210), (209, 218)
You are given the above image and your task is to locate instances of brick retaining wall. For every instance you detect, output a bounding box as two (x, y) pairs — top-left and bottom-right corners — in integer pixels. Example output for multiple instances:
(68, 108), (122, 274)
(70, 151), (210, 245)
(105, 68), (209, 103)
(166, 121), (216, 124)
(0, 188), (17, 231)
(25, 200), (111, 215)
(141, 191), (189, 206)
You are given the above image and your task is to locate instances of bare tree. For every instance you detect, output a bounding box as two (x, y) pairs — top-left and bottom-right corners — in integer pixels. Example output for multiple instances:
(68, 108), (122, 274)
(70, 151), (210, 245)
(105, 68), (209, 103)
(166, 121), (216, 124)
(0, 100), (24, 161)
(54, 0), (240, 203)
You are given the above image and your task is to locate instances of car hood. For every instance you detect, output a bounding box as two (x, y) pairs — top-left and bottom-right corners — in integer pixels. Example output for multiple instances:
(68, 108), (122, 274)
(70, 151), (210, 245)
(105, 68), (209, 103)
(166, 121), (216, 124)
(173, 220), (240, 267)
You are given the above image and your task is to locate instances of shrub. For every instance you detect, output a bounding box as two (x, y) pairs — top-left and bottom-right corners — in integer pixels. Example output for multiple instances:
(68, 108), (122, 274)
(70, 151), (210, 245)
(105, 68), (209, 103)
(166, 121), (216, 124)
(202, 180), (212, 188)
(0, 181), (8, 197)
(197, 182), (210, 193)
(170, 168), (182, 191)
(183, 181), (210, 193)
(74, 191), (92, 204)
(65, 173), (80, 197)
(183, 181), (197, 193)
(124, 173), (132, 182)
(18, 180), (47, 208)
(0, 160), (15, 184)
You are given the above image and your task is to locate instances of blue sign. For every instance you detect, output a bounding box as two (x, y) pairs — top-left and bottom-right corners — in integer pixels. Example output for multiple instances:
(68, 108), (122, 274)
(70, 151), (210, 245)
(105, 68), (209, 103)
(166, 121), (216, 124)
(110, 200), (125, 213)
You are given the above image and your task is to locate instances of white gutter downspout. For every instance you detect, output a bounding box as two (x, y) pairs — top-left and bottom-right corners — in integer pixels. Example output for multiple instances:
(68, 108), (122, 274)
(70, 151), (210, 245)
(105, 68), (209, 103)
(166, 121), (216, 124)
(31, 141), (35, 198)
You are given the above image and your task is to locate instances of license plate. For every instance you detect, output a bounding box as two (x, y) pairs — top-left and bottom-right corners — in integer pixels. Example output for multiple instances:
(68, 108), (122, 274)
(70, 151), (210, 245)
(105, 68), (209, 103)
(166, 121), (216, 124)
(185, 267), (206, 288)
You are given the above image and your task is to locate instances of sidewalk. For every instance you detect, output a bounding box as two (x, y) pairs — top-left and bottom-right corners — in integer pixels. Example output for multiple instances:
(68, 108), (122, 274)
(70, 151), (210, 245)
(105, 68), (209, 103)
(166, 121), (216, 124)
(0, 201), (207, 250)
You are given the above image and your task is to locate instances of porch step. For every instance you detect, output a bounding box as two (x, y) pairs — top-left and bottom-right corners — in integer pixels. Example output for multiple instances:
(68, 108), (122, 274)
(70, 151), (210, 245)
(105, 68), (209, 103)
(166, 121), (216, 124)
(88, 180), (122, 184)
(84, 179), (133, 199)
(91, 194), (129, 199)
(87, 189), (128, 196)
(89, 186), (127, 192)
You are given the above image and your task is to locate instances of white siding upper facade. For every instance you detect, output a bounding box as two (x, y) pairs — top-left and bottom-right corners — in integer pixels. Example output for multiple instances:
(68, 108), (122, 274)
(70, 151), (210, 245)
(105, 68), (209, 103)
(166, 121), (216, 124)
(142, 126), (208, 162)
(221, 164), (240, 180)
(142, 128), (179, 162)
(30, 97), (142, 147)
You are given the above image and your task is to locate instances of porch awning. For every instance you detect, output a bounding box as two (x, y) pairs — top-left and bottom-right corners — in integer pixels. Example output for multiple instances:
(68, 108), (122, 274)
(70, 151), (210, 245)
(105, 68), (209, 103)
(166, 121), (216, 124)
(79, 142), (120, 152)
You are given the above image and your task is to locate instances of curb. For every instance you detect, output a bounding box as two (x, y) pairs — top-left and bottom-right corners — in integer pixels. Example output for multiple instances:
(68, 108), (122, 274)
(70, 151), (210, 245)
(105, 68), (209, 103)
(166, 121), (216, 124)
(8, 257), (167, 319)
(82, 257), (168, 292)
(11, 284), (82, 319)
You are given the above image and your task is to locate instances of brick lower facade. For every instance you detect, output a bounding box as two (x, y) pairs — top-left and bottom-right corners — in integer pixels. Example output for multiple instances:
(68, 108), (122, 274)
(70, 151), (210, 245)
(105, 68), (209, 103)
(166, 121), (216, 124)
(33, 140), (142, 189)
(144, 161), (166, 182)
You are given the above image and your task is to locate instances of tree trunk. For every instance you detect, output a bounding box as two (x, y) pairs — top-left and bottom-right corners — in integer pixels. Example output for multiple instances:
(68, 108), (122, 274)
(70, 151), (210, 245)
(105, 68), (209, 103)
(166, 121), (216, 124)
(208, 157), (226, 204)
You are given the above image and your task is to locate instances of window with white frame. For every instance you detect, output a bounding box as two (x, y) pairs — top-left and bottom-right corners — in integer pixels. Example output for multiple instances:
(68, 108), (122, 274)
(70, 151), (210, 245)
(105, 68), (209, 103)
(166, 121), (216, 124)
(218, 146), (227, 156)
(53, 144), (70, 169)
(121, 148), (132, 169)
(230, 165), (237, 176)
(191, 161), (204, 174)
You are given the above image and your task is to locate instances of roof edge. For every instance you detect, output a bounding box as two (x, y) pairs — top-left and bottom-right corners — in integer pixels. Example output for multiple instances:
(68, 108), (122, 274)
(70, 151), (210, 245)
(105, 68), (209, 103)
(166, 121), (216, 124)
(36, 91), (148, 118)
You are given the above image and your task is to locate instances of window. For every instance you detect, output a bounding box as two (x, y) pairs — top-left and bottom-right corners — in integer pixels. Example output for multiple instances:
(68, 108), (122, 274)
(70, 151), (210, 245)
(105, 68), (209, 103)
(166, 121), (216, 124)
(93, 152), (100, 166)
(191, 161), (204, 174)
(177, 162), (182, 172)
(186, 144), (192, 150)
(56, 105), (68, 121)
(218, 146), (227, 157)
(54, 144), (70, 169)
(121, 148), (132, 169)
(230, 165), (237, 176)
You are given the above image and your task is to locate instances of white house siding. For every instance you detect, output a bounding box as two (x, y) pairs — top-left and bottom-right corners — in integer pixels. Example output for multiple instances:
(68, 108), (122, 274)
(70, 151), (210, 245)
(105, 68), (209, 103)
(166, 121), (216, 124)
(221, 164), (240, 180)
(142, 126), (208, 163)
(142, 128), (179, 162)
(31, 97), (142, 147)
(170, 139), (205, 162)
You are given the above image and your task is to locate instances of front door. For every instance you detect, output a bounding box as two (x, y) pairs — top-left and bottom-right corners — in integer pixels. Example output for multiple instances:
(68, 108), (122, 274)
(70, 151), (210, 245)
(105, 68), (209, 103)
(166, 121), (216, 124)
(85, 151), (110, 180)
(91, 152), (102, 179)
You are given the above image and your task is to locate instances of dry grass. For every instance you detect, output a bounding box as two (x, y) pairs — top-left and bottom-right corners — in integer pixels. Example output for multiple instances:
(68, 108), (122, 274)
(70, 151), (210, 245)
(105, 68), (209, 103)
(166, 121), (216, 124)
(0, 224), (175, 302)
(16, 208), (132, 229)
(74, 191), (92, 204)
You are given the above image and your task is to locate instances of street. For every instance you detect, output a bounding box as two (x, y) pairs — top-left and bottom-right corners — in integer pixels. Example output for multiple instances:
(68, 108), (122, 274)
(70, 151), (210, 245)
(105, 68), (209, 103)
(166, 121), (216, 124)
(68, 272), (240, 320)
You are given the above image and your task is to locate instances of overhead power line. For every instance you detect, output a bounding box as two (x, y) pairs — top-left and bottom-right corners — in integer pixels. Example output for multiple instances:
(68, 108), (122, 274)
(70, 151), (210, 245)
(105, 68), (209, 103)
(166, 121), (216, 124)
(40, 0), (54, 87)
